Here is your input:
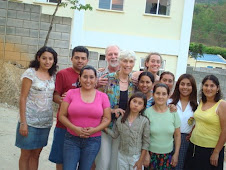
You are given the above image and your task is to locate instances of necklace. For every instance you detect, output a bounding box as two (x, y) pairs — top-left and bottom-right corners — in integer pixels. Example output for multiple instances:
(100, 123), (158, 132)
(119, 78), (128, 83)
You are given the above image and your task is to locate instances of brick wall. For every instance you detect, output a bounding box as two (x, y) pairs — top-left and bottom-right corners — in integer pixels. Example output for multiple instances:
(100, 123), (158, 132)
(186, 66), (226, 100)
(0, 0), (72, 70)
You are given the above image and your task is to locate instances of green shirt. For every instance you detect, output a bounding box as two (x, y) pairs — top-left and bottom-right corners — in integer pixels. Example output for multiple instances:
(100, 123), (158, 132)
(145, 107), (181, 154)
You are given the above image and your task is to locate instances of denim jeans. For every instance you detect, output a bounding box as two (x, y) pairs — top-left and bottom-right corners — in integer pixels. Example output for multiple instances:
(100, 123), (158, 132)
(63, 132), (101, 170)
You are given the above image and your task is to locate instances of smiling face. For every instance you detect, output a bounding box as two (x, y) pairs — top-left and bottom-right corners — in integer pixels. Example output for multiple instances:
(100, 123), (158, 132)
(153, 86), (169, 106)
(145, 54), (161, 74)
(120, 58), (135, 75)
(38, 52), (54, 71)
(179, 78), (192, 98)
(138, 75), (153, 95)
(79, 69), (97, 90)
(71, 52), (88, 73)
(130, 97), (145, 113)
(160, 74), (174, 91)
(202, 80), (219, 100)
(106, 46), (120, 68)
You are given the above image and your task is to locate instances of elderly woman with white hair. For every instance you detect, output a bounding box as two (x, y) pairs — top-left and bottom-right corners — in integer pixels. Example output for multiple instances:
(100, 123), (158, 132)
(95, 50), (136, 170)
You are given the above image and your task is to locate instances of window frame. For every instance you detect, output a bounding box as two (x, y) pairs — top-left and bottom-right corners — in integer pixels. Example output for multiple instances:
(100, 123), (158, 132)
(145, 0), (171, 16)
(98, 0), (124, 11)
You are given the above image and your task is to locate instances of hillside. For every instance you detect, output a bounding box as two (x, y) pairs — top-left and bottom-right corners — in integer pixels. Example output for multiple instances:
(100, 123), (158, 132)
(191, 0), (226, 47)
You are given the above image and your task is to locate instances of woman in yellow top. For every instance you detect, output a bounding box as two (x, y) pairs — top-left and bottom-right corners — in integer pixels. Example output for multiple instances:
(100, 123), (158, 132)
(184, 75), (226, 170)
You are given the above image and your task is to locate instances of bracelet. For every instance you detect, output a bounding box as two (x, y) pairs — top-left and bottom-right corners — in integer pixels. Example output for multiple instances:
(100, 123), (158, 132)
(20, 122), (26, 125)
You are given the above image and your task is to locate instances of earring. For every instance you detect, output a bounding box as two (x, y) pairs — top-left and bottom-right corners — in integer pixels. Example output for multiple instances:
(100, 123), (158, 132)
(217, 91), (219, 93)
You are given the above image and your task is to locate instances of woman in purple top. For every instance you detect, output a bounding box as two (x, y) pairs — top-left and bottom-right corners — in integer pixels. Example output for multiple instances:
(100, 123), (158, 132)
(59, 65), (111, 170)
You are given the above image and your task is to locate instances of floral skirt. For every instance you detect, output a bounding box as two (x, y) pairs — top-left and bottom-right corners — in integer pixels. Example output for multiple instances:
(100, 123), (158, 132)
(149, 151), (173, 170)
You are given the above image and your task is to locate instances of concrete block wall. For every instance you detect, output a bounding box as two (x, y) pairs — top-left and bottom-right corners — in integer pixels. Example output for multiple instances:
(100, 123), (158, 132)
(186, 66), (226, 100)
(0, 0), (72, 70)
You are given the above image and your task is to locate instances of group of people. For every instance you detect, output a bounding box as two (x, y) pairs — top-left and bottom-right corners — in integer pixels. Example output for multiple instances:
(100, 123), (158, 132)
(15, 45), (226, 170)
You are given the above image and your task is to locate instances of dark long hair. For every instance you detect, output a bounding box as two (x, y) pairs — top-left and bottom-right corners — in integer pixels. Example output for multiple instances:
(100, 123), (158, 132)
(29, 46), (58, 76)
(201, 75), (222, 103)
(77, 65), (97, 87)
(138, 71), (155, 83)
(170, 74), (198, 112)
(121, 92), (147, 123)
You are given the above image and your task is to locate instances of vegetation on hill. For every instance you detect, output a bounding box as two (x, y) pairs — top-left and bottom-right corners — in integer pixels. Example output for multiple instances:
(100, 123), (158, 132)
(191, 1), (226, 48)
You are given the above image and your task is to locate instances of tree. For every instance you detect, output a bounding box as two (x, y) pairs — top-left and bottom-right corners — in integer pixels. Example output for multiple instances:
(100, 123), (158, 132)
(189, 43), (204, 68)
(44, 0), (92, 46)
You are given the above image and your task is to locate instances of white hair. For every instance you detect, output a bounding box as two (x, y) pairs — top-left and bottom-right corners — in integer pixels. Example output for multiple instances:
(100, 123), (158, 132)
(118, 50), (136, 61)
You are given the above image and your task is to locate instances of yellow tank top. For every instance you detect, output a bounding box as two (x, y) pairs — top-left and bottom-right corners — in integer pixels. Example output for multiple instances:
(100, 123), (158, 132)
(190, 100), (222, 148)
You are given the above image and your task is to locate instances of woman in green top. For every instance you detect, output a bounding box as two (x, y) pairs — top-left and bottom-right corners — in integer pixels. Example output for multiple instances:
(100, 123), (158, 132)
(145, 83), (181, 169)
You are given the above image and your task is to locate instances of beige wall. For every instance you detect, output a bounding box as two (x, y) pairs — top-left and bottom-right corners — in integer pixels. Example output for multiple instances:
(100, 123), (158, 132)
(187, 57), (226, 69)
(83, 0), (184, 40)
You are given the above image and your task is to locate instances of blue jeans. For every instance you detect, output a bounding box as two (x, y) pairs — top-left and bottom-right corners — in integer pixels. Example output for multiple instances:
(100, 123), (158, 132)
(63, 132), (101, 170)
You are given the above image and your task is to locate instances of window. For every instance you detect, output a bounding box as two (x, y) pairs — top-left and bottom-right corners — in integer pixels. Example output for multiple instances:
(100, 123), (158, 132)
(36, 0), (58, 3)
(99, 0), (124, 11)
(145, 0), (170, 16)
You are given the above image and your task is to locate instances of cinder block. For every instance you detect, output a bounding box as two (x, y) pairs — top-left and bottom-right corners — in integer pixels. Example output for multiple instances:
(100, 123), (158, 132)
(59, 64), (68, 71)
(24, 4), (31, 12)
(30, 29), (39, 38)
(7, 10), (17, 19)
(5, 43), (15, 51)
(98, 60), (107, 68)
(61, 33), (70, 41)
(40, 14), (50, 22)
(58, 56), (69, 64)
(0, 42), (4, 50)
(22, 37), (38, 46)
(0, 51), (3, 59)
(88, 60), (98, 68)
(15, 44), (28, 53)
(17, 11), (30, 20)
(53, 47), (60, 54)
(23, 20), (39, 29)
(7, 18), (23, 27)
(0, 9), (6, 17)
(50, 16), (62, 24)
(5, 51), (20, 60)
(16, 27), (29, 36)
(28, 45), (37, 54)
(0, 1), (7, 9)
(31, 13), (40, 21)
(6, 35), (21, 44)
(54, 40), (69, 48)
(59, 48), (69, 57)
(38, 38), (54, 47)
(0, 17), (6, 26)
(8, 2), (24, 11)
(49, 31), (61, 40)
(0, 25), (5, 34)
(62, 17), (72, 25)
(55, 24), (70, 33)
(20, 52), (29, 61)
(31, 5), (41, 13)
(39, 30), (48, 38)
(89, 51), (99, 60)
(6, 26), (16, 35)
(40, 22), (50, 31)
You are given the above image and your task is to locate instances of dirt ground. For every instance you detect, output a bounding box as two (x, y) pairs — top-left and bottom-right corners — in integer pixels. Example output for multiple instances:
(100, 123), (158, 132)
(0, 103), (55, 170)
(0, 103), (226, 170)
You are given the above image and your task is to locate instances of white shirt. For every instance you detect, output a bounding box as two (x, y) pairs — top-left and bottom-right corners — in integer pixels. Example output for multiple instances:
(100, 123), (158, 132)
(177, 100), (195, 134)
